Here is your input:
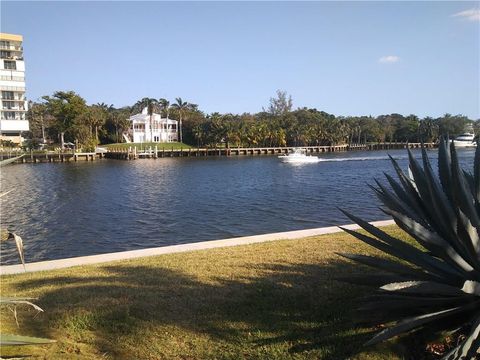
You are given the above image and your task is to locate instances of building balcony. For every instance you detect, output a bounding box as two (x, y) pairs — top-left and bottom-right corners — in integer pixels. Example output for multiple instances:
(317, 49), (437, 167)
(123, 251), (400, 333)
(0, 85), (25, 92)
(1, 107), (26, 111)
(0, 75), (25, 82)
(0, 55), (23, 61)
(0, 45), (22, 51)
(1, 97), (25, 102)
(0, 119), (29, 131)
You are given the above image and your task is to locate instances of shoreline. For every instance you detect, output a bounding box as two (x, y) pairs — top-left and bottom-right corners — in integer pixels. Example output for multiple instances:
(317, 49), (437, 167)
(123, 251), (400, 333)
(0, 219), (394, 275)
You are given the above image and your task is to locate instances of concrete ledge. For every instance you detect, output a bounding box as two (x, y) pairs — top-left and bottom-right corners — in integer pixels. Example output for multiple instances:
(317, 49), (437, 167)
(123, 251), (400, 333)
(0, 219), (395, 275)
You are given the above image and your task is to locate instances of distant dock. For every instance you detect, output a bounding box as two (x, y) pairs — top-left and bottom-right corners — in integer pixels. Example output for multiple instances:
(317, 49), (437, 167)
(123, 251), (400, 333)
(0, 151), (101, 164)
(0, 142), (436, 164)
(105, 142), (436, 160)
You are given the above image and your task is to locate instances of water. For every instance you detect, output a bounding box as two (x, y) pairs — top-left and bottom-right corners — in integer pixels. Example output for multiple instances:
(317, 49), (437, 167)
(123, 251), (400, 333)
(0, 148), (476, 265)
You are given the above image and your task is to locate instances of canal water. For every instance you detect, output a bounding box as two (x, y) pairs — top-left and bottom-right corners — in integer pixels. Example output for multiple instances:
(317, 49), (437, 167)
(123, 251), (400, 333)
(0, 148), (476, 265)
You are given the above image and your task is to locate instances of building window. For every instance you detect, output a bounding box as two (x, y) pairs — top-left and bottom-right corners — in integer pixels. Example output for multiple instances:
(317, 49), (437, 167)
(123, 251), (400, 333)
(4, 60), (16, 70)
(2, 101), (13, 109)
(0, 51), (12, 59)
(1, 91), (14, 100)
(0, 41), (11, 51)
(3, 111), (16, 120)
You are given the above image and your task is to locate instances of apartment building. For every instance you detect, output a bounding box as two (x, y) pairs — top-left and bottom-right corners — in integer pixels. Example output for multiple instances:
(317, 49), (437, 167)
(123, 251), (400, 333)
(0, 33), (29, 145)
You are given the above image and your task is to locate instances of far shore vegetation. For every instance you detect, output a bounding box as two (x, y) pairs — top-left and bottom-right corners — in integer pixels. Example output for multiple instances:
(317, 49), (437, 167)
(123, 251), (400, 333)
(1, 226), (429, 360)
(12, 90), (478, 152)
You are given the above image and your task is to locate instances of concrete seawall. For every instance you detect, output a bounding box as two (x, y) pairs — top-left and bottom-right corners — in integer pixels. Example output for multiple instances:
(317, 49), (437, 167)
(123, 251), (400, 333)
(0, 219), (395, 275)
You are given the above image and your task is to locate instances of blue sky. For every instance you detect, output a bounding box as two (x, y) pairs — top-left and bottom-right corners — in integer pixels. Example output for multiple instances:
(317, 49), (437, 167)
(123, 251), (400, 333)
(1, 1), (479, 118)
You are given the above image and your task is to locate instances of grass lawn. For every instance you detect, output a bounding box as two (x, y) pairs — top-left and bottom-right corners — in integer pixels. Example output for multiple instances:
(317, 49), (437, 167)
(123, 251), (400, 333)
(104, 142), (192, 150)
(0, 226), (418, 359)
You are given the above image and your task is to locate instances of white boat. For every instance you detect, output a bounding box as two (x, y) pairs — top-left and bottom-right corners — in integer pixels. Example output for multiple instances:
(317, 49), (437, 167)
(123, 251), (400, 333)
(450, 133), (477, 148)
(278, 148), (321, 163)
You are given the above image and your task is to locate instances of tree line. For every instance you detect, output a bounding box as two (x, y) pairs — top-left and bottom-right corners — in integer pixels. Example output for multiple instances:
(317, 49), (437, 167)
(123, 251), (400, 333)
(24, 90), (478, 150)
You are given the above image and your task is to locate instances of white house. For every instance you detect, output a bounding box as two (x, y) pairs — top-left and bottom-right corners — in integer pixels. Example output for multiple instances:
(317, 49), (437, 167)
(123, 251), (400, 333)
(129, 107), (178, 143)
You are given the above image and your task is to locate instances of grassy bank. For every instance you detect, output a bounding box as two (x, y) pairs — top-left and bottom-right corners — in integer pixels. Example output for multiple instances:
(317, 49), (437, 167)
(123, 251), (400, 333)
(1, 226), (414, 359)
(104, 142), (191, 150)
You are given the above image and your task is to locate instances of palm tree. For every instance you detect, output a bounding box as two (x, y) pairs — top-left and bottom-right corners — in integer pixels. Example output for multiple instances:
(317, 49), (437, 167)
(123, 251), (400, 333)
(109, 108), (130, 143)
(158, 98), (170, 119)
(171, 97), (190, 143)
(158, 98), (170, 142)
(419, 117), (439, 143)
(92, 103), (111, 142)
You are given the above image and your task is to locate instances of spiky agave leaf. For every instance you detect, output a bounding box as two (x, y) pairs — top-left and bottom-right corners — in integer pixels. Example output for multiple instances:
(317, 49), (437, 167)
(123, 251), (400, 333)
(1, 231), (25, 268)
(0, 333), (56, 346)
(1, 190), (26, 268)
(0, 297), (44, 313)
(339, 139), (480, 359)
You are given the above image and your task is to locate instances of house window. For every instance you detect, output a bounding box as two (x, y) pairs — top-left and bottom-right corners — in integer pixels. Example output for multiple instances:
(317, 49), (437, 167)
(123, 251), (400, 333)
(0, 51), (11, 59)
(4, 60), (16, 70)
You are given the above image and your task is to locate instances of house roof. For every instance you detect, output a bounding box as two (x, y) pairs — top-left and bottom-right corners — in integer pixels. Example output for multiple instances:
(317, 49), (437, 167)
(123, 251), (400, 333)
(130, 107), (178, 124)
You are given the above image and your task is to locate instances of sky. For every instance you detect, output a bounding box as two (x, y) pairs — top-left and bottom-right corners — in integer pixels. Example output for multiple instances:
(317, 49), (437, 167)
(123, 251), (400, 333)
(1, 1), (479, 119)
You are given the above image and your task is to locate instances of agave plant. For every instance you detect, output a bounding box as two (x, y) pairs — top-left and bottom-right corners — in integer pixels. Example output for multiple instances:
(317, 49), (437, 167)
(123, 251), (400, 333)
(338, 139), (480, 359)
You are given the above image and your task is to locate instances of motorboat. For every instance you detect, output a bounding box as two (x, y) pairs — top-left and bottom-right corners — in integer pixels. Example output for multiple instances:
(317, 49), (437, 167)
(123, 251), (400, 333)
(450, 133), (477, 148)
(278, 148), (321, 163)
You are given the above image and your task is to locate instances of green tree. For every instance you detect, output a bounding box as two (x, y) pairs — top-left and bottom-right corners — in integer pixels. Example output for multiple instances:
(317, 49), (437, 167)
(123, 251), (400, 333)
(107, 108), (131, 143)
(437, 114), (470, 138)
(418, 117), (439, 143)
(90, 103), (110, 142)
(42, 91), (87, 149)
(394, 114), (419, 142)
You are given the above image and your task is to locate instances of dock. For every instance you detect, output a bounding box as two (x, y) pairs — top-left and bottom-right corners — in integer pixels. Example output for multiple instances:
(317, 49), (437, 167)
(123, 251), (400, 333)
(0, 142), (436, 164)
(105, 142), (436, 160)
(0, 151), (101, 164)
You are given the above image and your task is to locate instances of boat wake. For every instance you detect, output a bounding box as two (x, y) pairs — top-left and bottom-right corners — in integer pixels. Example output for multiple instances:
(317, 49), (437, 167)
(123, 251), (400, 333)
(317, 155), (408, 162)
